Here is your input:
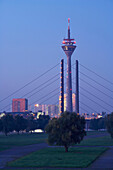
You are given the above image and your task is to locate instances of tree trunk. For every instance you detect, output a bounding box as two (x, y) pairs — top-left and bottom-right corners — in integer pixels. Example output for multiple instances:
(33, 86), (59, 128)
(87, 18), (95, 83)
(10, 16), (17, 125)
(5, 131), (7, 136)
(64, 145), (68, 152)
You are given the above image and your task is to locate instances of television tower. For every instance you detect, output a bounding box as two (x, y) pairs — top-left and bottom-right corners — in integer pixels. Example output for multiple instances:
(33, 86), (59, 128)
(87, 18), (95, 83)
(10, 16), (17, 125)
(62, 18), (76, 112)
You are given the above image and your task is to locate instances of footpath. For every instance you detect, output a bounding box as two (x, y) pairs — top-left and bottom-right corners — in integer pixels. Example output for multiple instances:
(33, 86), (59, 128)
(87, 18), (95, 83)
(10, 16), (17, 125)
(86, 146), (113, 170)
(0, 143), (48, 169)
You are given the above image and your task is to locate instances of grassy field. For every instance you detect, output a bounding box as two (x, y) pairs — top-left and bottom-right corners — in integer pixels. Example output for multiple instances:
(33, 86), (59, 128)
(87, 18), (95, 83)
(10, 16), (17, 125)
(2, 131), (112, 169)
(3, 169), (64, 170)
(78, 135), (113, 146)
(8, 147), (107, 168)
(0, 131), (111, 151)
(0, 133), (47, 151)
(86, 130), (107, 136)
(0, 146), (10, 152)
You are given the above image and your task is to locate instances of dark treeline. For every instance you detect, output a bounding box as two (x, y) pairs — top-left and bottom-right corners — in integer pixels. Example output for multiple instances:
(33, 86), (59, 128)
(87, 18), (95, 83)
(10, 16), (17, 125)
(0, 114), (50, 136)
(89, 118), (106, 131)
(106, 112), (113, 138)
(88, 112), (113, 139)
(0, 112), (113, 139)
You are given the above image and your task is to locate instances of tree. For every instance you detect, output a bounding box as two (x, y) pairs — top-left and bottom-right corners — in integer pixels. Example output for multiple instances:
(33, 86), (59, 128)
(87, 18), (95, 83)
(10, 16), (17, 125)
(89, 118), (99, 130)
(0, 119), (3, 132)
(1, 114), (15, 136)
(14, 115), (27, 134)
(98, 118), (105, 130)
(37, 115), (50, 131)
(106, 112), (113, 138)
(45, 111), (86, 152)
(89, 118), (106, 131)
(26, 116), (37, 133)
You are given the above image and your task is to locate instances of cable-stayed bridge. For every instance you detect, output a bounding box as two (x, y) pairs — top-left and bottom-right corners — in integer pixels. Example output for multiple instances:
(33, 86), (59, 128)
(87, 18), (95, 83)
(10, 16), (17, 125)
(0, 60), (113, 117)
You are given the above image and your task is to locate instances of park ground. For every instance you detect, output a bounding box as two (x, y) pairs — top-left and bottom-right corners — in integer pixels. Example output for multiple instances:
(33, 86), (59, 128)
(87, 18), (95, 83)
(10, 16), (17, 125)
(0, 131), (113, 169)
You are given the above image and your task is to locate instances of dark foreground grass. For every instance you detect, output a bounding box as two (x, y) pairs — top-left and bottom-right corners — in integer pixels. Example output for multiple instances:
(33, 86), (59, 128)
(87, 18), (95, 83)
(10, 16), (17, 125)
(0, 146), (10, 152)
(86, 131), (107, 136)
(8, 147), (107, 168)
(3, 169), (67, 170)
(0, 133), (47, 150)
(78, 135), (113, 146)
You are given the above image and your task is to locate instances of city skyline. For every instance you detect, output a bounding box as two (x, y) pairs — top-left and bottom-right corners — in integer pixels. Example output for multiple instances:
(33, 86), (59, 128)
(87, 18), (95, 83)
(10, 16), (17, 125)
(0, 0), (113, 114)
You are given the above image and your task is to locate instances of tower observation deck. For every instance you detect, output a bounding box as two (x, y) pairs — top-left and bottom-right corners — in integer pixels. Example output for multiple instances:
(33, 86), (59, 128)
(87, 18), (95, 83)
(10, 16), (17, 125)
(62, 18), (76, 112)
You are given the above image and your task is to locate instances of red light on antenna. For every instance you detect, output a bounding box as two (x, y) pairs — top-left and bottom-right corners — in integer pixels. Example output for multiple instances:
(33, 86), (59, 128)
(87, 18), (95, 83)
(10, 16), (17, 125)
(74, 41), (76, 44)
(68, 18), (70, 22)
(62, 41), (65, 44)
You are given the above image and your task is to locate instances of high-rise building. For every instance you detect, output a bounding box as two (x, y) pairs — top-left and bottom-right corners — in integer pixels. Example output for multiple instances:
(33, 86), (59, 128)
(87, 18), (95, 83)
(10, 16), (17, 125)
(34, 104), (59, 117)
(62, 18), (76, 112)
(12, 98), (28, 112)
(34, 104), (47, 113)
(47, 104), (59, 117)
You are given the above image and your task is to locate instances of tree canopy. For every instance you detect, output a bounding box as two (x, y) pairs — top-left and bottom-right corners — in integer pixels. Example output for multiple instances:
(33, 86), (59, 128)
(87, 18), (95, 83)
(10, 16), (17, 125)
(1, 114), (15, 136)
(45, 111), (86, 152)
(26, 115), (37, 133)
(89, 118), (105, 131)
(37, 115), (50, 131)
(14, 115), (27, 134)
(106, 112), (113, 138)
(0, 119), (3, 132)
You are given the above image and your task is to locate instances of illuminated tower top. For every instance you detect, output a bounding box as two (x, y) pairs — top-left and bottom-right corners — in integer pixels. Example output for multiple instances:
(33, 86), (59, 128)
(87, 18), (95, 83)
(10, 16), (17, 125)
(62, 18), (76, 56)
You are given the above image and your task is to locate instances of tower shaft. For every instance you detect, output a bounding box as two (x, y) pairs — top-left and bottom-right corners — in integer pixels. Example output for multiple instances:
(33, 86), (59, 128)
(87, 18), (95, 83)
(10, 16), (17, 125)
(66, 56), (72, 112)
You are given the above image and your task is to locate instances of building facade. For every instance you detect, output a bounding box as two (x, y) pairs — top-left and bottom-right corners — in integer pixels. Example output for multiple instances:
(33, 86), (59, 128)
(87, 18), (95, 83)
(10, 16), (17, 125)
(34, 104), (59, 117)
(12, 98), (28, 112)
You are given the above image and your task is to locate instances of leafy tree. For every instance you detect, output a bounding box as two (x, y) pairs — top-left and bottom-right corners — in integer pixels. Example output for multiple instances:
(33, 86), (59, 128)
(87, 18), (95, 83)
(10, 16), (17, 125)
(37, 115), (50, 131)
(45, 111), (86, 152)
(0, 119), (3, 132)
(1, 114), (15, 136)
(26, 116), (37, 133)
(89, 118), (106, 131)
(14, 115), (27, 134)
(106, 112), (113, 138)
(98, 118), (106, 130)
(89, 118), (99, 130)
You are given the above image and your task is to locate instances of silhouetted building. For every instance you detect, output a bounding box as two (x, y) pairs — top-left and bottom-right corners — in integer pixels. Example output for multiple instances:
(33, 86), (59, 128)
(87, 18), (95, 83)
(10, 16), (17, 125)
(12, 98), (28, 112)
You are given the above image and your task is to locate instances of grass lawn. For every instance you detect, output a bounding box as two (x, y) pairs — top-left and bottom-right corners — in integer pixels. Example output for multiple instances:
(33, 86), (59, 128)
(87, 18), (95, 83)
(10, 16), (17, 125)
(4, 169), (68, 170)
(78, 135), (113, 146)
(0, 146), (10, 152)
(0, 133), (47, 151)
(8, 147), (107, 168)
(86, 131), (107, 136)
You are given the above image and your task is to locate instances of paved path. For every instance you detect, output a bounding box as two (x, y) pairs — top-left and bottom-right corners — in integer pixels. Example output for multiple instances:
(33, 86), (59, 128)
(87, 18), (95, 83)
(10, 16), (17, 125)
(86, 146), (113, 170)
(0, 143), (48, 169)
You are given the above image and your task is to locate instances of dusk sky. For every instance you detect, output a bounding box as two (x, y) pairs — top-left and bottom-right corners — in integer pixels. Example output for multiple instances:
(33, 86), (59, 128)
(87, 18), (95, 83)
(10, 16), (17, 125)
(0, 0), (113, 114)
